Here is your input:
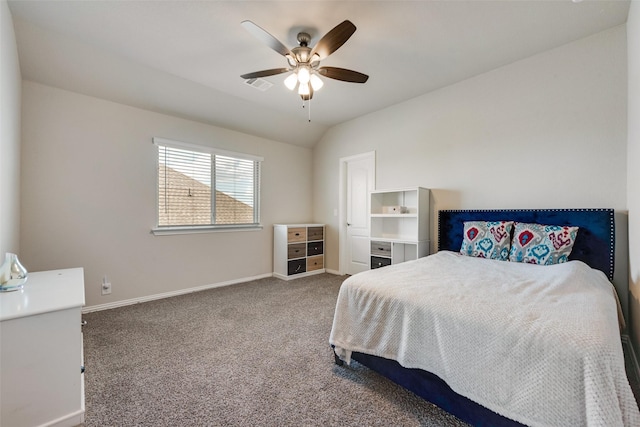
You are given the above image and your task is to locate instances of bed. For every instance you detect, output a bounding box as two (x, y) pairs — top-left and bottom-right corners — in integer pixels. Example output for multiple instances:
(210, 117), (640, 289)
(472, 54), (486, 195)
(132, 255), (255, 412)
(330, 209), (640, 427)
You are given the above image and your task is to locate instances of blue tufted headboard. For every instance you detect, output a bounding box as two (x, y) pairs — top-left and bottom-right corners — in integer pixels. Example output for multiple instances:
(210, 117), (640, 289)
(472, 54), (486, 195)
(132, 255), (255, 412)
(437, 209), (615, 280)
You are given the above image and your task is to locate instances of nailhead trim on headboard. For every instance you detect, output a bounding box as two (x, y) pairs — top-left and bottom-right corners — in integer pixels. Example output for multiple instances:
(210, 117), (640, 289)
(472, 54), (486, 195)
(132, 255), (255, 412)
(437, 208), (615, 280)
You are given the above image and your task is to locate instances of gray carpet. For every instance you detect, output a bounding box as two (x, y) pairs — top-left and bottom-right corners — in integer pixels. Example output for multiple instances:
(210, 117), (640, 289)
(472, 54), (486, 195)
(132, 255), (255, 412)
(81, 273), (469, 426)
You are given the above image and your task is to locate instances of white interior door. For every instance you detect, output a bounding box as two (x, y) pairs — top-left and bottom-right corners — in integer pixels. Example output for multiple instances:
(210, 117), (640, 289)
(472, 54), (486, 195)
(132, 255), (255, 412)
(340, 152), (375, 275)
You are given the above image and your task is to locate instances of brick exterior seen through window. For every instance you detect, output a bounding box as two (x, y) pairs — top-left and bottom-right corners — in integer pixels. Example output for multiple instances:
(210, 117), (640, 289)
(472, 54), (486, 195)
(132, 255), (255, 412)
(158, 166), (253, 226)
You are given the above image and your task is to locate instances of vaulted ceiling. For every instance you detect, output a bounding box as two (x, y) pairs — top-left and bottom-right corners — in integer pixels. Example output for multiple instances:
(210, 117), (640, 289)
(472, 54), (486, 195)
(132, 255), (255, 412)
(8, 1), (631, 147)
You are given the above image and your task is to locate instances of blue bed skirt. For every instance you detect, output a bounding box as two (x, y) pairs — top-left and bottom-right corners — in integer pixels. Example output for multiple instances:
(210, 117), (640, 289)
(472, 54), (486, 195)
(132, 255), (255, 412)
(350, 351), (525, 427)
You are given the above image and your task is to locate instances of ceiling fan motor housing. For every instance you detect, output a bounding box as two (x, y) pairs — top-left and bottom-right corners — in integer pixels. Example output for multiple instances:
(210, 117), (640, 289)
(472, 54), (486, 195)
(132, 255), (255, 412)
(297, 32), (311, 47)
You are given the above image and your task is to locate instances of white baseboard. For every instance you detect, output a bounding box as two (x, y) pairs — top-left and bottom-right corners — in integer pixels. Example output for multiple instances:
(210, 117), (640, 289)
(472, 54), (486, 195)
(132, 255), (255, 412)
(43, 408), (84, 427)
(82, 273), (273, 313)
(622, 334), (640, 383)
(326, 268), (341, 276)
(273, 269), (326, 281)
(83, 270), (346, 314)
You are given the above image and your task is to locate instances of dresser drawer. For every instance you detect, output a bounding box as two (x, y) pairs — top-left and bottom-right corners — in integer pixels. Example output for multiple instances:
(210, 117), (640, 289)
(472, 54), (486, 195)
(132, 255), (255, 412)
(371, 256), (392, 269)
(307, 226), (324, 241)
(371, 241), (391, 257)
(288, 259), (306, 275)
(287, 227), (306, 243)
(287, 243), (306, 259)
(307, 241), (324, 256)
(307, 255), (324, 272)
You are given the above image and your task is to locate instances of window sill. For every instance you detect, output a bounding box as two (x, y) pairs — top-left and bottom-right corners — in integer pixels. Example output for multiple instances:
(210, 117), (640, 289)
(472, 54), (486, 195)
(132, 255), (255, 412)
(151, 224), (263, 236)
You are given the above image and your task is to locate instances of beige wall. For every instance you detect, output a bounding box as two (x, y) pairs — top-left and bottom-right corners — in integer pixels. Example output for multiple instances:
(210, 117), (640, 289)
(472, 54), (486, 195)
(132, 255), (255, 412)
(0, 0), (21, 256)
(20, 81), (313, 307)
(314, 26), (629, 319)
(627, 1), (640, 358)
(10, 4), (636, 341)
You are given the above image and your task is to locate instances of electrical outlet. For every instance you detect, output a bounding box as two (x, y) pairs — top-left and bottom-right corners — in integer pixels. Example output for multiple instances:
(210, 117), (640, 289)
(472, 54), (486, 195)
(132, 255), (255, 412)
(102, 282), (112, 295)
(101, 275), (112, 296)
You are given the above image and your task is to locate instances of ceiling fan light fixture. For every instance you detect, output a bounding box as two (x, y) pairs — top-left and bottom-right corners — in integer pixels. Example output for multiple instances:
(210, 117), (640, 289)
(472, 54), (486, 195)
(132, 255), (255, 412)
(297, 67), (310, 84)
(310, 74), (324, 91)
(284, 73), (298, 90)
(285, 54), (297, 67)
(298, 82), (310, 96)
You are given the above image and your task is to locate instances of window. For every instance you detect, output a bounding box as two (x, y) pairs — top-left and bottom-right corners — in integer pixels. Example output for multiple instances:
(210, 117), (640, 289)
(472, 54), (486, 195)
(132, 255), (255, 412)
(153, 137), (262, 234)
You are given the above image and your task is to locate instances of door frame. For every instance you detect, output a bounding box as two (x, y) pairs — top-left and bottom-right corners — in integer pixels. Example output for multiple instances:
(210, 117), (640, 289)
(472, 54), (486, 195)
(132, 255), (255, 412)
(338, 151), (376, 275)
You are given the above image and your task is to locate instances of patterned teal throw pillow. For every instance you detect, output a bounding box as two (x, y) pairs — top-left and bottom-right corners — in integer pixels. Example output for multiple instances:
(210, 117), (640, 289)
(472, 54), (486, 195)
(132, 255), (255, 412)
(509, 222), (579, 265)
(460, 221), (514, 261)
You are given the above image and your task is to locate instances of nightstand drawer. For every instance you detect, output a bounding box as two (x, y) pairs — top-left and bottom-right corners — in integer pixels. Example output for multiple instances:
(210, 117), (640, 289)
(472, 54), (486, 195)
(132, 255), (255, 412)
(287, 243), (306, 259)
(371, 241), (391, 257)
(307, 241), (324, 256)
(307, 255), (324, 271)
(288, 259), (306, 275)
(371, 256), (391, 269)
(287, 227), (306, 243)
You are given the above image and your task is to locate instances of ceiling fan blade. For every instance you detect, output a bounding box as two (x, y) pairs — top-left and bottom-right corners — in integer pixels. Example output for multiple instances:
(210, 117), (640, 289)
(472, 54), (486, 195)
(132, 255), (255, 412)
(241, 20), (291, 57)
(310, 20), (356, 60)
(318, 67), (369, 83)
(241, 68), (289, 79)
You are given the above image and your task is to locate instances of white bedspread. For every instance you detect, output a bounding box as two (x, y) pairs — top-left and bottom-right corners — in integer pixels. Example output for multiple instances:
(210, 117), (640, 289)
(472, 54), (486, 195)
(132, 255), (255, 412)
(329, 251), (640, 427)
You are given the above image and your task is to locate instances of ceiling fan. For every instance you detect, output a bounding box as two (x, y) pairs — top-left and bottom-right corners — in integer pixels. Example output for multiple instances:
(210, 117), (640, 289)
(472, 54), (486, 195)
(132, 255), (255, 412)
(240, 20), (369, 101)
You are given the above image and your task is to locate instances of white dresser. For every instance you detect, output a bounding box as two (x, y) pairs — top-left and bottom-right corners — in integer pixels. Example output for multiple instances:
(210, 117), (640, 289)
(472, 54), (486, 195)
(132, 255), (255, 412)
(0, 268), (85, 427)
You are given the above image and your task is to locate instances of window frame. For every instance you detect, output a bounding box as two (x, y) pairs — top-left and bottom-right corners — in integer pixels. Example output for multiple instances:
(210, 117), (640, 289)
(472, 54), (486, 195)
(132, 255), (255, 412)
(151, 137), (263, 235)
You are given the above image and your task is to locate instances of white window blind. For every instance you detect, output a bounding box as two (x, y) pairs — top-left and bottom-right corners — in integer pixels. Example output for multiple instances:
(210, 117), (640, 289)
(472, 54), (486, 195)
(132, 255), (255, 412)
(154, 138), (262, 231)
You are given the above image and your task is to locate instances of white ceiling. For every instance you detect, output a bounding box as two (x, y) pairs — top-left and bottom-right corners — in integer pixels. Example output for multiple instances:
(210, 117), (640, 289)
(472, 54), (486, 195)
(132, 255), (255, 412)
(8, 0), (631, 148)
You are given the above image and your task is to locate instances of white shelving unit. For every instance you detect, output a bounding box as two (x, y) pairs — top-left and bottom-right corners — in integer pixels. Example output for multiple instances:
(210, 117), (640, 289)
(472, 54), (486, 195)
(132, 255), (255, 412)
(370, 187), (430, 269)
(273, 224), (325, 280)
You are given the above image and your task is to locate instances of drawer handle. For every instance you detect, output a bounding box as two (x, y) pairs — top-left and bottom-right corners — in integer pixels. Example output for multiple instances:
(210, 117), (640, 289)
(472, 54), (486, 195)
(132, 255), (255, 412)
(296, 265), (302, 272)
(377, 262), (383, 267)
(295, 233), (300, 236)
(377, 247), (385, 251)
(295, 249), (300, 253)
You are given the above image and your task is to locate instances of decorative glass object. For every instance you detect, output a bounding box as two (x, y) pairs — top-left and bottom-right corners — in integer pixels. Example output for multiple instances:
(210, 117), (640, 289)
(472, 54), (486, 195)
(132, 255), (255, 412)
(0, 252), (28, 292)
